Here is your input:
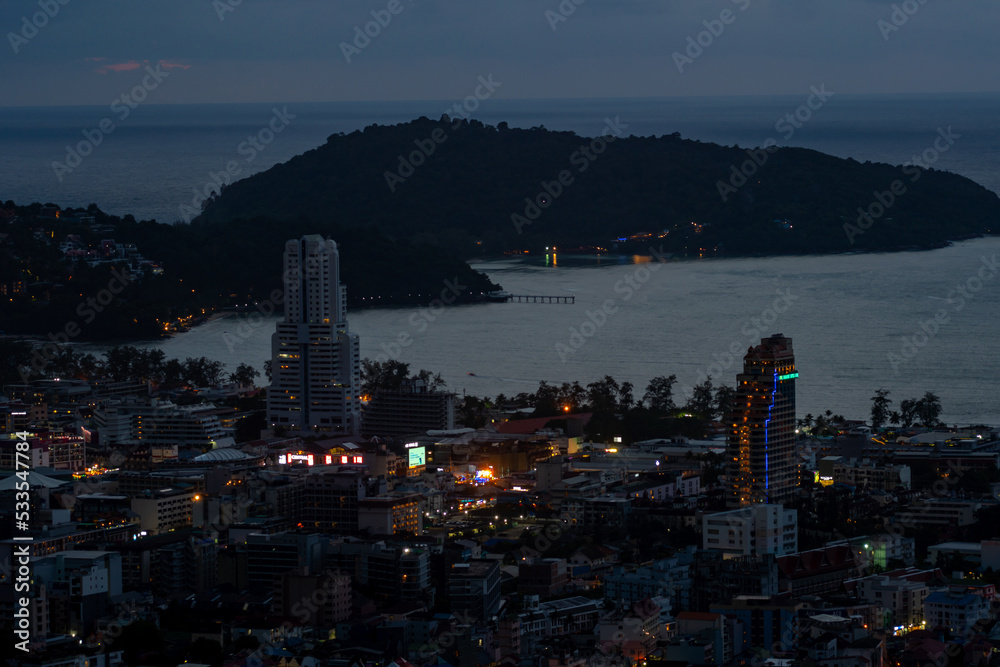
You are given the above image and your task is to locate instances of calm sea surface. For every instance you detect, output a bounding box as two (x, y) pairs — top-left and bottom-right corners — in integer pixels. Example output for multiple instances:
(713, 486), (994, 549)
(78, 238), (1000, 427)
(5, 94), (998, 425)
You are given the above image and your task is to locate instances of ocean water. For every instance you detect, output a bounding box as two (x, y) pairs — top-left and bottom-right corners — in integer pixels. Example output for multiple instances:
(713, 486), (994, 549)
(77, 237), (1000, 427)
(2, 93), (999, 223)
(7, 94), (1000, 425)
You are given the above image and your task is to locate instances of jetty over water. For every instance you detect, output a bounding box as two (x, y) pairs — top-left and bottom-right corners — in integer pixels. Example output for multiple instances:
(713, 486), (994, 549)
(489, 292), (574, 304)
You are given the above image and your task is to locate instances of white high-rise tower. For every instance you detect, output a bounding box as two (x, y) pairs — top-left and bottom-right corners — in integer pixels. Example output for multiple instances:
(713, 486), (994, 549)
(267, 235), (361, 434)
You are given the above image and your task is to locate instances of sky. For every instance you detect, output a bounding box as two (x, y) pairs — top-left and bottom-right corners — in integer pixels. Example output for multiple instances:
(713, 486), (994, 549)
(1, 0), (998, 106)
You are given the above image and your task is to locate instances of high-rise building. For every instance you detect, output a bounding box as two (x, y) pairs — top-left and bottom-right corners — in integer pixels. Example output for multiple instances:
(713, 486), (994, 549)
(267, 236), (361, 435)
(726, 334), (798, 508)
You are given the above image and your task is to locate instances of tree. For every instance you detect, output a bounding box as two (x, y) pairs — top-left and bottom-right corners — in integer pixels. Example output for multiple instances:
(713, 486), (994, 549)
(915, 391), (942, 427)
(714, 384), (736, 421)
(618, 381), (635, 412)
(263, 359), (272, 383)
(183, 357), (225, 387)
(587, 375), (621, 413)
(415, 368), (446, 391)
(642, 375), (677, 413)
(229, 362), (260, 387)
(102, 345), (135, 381)
(685, 376), (716, 419)
(360, 358), (410, 397)
(162, 358), (185, 387)
(899, 398), (917, 428)
(798, 413), (815, 432)
(870, 388), (892, 430)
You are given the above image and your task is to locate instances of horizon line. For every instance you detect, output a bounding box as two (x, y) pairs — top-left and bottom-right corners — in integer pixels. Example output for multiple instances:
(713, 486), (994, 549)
(2, 90), (1000, 110)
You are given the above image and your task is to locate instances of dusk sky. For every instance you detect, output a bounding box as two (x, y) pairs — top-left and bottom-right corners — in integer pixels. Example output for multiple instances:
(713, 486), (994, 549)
(2, 0), (999, 106)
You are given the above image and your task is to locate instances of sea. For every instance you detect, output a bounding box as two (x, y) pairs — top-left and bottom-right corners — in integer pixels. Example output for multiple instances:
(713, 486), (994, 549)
(4, 94), (1000, 426)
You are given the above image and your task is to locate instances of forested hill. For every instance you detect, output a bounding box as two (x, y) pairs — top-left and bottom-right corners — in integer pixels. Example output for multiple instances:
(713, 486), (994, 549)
(196, 117), (1000, 256)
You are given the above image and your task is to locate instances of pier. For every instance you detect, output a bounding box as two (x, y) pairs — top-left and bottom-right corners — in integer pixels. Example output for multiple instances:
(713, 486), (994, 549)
(491, 293), (575, 304)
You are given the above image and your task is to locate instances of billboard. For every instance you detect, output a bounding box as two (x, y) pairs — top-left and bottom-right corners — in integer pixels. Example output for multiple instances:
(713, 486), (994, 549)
(408, 446), (426, 468)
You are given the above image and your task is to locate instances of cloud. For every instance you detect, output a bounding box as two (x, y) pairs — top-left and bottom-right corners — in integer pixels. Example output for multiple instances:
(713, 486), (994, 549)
(95, 60), (144, 74)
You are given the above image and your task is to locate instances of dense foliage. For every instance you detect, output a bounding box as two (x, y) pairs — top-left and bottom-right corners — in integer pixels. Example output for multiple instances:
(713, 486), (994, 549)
(197, 117), (1000, 256)
(0, 203), (499, 340)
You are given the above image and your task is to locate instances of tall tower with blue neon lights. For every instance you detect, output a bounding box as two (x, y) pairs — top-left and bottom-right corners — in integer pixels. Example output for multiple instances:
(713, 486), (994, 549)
(726, 334), (798, 509)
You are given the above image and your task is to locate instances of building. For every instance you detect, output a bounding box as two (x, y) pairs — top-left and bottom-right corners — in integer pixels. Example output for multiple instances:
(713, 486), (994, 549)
(32, 551), (123, 637)
(826, 533), (916, 569)
(518, 595), (602, 637)
(924, 590), (991, 636)
(561, 495), (632, 528)
(596, 599), (661, 663)
(675, 611), (740, 666)
(325, 540), (431, 602)
(111, 530), (218, 596)
(361, 378), (456, 438)
(519, 558), (569, 597)
(776, 545), (862, 597)
(817, 457), (911, 491)
(42, 435), (86, 471)
(245, 532), (324, 594)
(702, 503), (798, 556)
(895, 500), (983, 529)
(604, 550), (694, 612)
(711, 595), (805, 656)
(357, 494), (422, 535)
(691, 551), (779, 613)
(267, 235), (361, 435)
(849, 567), (941, 631)
(93, 399), (229, 448)
(130, 487), (194, 535)
(448, 560), (501, 621)
(133, 401), (229, 448)
(273, 568), (351, 626)
(301, 469), (386, 534)
(726, 334), (798, 508)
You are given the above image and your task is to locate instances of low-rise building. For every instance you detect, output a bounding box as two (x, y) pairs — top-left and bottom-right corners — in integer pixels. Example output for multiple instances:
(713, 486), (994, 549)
(848, 567), (941, 632)
(130, 486), (194, 535)
(924, 590), (991, 635)
(702, 503), (798, 556)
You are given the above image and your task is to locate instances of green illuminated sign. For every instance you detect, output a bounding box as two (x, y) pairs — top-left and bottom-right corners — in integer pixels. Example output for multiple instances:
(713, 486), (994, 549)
(777, 372), (799, 381)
